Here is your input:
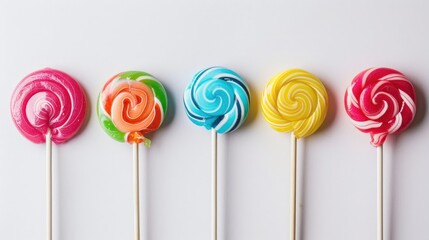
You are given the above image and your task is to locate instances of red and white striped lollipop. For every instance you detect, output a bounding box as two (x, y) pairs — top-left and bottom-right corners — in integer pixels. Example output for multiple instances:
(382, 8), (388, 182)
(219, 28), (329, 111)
(344, 67), (416, 146)
(344, 67), (416, 240)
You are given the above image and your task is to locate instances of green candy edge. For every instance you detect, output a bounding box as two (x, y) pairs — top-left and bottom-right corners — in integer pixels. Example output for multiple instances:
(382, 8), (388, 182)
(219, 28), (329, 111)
(97, 93), (126, 142)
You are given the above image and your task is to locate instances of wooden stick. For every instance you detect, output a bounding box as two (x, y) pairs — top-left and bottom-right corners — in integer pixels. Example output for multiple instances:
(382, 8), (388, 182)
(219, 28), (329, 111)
(133, 142), (140, 240)
(377, 145), (383, 240)
(46, 129), (52, 240)
(290, 134), (297, 240)
(211, 130), (218, 240)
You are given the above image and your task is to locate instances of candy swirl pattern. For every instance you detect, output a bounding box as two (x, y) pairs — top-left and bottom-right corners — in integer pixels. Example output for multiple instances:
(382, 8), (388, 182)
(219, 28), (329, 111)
(97, 71), (168, 146)
(184, 67), (250, 134)
(10, 68), (87, 144)
(261, 69), (328, 138)
(344, 67), (417, 147)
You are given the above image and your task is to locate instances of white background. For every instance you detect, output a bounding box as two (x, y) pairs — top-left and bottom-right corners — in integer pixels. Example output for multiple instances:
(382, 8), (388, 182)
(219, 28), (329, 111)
(0, 0), (428, 240)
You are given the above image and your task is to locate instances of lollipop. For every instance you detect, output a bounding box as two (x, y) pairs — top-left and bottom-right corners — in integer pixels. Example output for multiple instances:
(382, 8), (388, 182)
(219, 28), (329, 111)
(344, 67), (416, 146)
(184, 66), (250, 133)
(261, 68), (328, 138)
(97, 71), (167, 240)
(10, 68), (87, 240)
(184, 67), (250, 240)
(97, 71), (168, 147)
(344, 67), (416, 240)
(11, 68), (86, 143)
(261, 68), (328, 240)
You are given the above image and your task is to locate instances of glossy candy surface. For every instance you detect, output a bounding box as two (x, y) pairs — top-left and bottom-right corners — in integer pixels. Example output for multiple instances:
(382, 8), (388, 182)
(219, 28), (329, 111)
(11, 68), (87, 144)
(344, 67), (417, 146)
(261, 69), (328, 138)
(184, 67), (250, 134)
(97, 71), (167, 146)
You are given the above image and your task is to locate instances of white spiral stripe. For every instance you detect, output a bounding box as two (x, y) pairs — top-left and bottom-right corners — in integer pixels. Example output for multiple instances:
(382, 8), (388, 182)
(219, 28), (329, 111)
(371, 81), (386, 101)
(372, 132), (385, 144)
(377, 92), (399, 114)
(362, 68), (377, 87)
(379, 74), (407, 81)
(388, 114), (402, 133)
(352, 119), (383, 129)
(400, 90), (417, 114)
(347, 87), (359, 108)
(368, 100), (388, 120)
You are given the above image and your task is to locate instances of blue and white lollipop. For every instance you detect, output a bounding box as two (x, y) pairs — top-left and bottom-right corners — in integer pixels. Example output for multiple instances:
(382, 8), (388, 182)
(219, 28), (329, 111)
(184, 67), (250, 133)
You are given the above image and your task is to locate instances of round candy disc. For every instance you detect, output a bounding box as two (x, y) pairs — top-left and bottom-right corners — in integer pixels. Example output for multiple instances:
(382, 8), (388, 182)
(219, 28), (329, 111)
(344, 67), (417, 146)
(183, 67), (250, 134)
(261, 69), (328, 138)
(97, 71), (168, 146)
(10, 68), (87, 144)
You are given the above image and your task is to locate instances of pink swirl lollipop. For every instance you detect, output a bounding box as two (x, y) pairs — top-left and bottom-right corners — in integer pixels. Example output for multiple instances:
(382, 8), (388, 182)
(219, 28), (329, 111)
(11, 68), (86, 144)
(344, 67), (416, 146)
(10, 68), (86, 240)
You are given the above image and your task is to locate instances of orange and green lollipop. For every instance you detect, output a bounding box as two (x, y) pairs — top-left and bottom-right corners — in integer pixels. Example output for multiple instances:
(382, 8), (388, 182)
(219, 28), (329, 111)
(97, 71), (168, 147)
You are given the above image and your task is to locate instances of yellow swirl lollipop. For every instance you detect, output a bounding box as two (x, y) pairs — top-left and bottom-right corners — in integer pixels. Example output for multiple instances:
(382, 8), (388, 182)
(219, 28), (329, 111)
(261, 69), (328, 138)
(261, 69), (328, 240)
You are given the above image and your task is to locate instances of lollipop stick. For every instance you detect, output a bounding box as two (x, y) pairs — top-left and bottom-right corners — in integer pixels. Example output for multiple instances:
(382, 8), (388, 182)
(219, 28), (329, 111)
(377, 145), (383, 240)
(211, 129), (218, 240)
(133, 142), (140, 240)
(46, 130), (52, 240)
(290, 134), (297, 240)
